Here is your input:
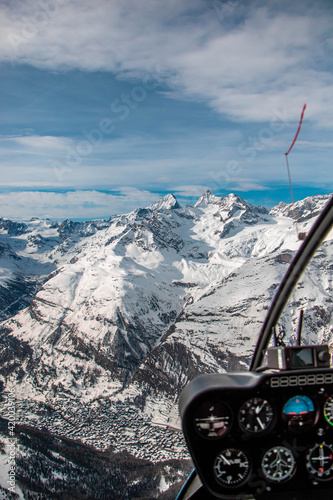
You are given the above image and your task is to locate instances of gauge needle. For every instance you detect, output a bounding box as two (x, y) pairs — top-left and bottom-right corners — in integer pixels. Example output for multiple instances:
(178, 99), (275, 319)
(257, 417), (265, 429)
(221, 455), (231, 466)
(314, 446), (331, 467)
(255, 401), (265, 414)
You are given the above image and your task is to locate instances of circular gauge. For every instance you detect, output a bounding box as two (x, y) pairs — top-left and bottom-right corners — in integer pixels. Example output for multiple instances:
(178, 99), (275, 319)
(214, 448), (251, 487)
(261, 446), (296, 483)
(324, 396), (333, 426)
(282, 395), (317, 431)
(239, 397), (274, 434)
(193, 401), (232, 439)
(306, 442), (333, 481)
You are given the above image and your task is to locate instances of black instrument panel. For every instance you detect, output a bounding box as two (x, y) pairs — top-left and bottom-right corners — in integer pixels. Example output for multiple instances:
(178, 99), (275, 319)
(179, 369), (333, 499)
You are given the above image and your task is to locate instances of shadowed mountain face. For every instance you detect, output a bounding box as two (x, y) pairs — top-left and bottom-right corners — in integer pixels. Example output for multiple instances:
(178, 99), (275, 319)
(0, 192), (332, 498)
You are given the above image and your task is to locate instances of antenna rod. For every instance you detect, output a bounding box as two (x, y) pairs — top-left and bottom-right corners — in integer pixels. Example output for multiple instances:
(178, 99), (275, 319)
(296, 309), (304, 346)
(285, 103), (307, 240)
(285, 154), (300, 238)
(273, 326), (277, 347)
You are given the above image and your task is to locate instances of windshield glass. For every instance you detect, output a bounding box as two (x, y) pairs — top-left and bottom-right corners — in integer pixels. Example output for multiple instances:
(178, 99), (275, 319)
(0, 0), (332, 498)
(273, 225), (333, 353)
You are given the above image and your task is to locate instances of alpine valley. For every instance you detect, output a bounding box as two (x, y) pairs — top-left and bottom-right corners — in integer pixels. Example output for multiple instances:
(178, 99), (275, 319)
(0, 191), (332, 499)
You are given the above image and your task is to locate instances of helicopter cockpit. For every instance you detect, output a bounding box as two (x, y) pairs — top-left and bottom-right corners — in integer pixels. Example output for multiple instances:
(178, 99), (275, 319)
(177, 195), (333, 499)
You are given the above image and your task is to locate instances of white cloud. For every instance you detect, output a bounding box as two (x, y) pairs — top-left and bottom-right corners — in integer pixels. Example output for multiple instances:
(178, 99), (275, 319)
(0, 128), (243, 190)
(297, 140), (333, 149)
(0, 188), (158, 220)
(172, 185), (211, 198)
(12, 135), (72, 150)
(227, 181), (271, 192)
(0, 0), (332, 126)
(0, 126), (331, 195)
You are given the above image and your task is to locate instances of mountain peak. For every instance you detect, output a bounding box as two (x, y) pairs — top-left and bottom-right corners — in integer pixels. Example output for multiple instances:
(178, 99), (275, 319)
(270, 193), (332, 221)
(220, 193), (247, 209)
(195, 190), (221, 208)
(148, 194), (181, 211)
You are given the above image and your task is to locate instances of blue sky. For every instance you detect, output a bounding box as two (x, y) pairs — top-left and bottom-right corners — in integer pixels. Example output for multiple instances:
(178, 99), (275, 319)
(0, 0), (332, 220)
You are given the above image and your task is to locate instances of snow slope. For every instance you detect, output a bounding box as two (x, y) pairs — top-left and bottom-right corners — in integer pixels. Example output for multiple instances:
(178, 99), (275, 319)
(0, 191), (332, 470)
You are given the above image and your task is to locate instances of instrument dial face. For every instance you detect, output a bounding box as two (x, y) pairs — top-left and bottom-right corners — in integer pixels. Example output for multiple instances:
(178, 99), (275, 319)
(261, 446), (296, 483)
(214, 448), (250, 487)
(324, 396), (333, 426)
(193, 401), (232, 439)
(238, 397), (274, 434)
(282, 395), (317, 431)
(306, 442), (333, 481)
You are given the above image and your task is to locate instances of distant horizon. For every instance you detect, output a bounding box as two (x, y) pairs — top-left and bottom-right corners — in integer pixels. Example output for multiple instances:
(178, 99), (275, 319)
(1, 187), (332, 223)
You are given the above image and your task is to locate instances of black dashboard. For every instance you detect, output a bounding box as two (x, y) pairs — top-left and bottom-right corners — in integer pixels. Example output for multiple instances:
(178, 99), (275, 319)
(179, 368), (333, 499)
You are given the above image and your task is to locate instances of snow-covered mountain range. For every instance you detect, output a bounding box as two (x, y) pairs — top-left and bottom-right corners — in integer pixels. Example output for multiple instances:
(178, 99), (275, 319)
(0, 191), (332, 498)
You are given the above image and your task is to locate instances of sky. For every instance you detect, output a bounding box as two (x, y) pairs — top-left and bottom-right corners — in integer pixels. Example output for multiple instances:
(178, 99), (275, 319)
(0, 0), (332, 220)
